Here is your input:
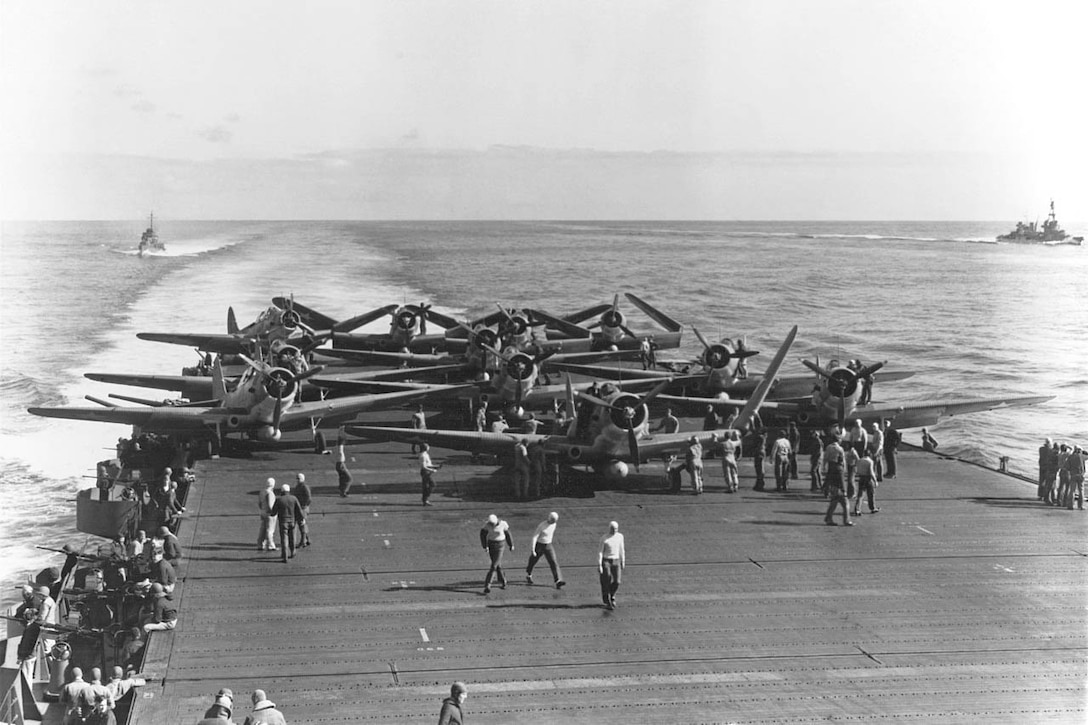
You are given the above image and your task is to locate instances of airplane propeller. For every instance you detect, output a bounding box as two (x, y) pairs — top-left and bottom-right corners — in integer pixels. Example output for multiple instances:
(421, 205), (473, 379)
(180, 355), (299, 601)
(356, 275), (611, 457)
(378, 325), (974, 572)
(576, 378), (672, 471)
(597, 294), (638, 339)
(692, 326), (759, 388)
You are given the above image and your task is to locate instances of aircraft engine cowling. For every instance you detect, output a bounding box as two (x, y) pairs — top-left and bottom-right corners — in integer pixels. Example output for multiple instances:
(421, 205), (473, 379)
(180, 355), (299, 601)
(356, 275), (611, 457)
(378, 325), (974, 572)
(826, 368), (858, 399)
(471, 328), (499, 351)
(704, 343), (735, 370)
(395, 309), (417, 331)
(263, 368), (299, 402)
(505, 353), (536, 382)
(226, 415), (242, 429)
(606, 393), (648, 431)
(566, 446), (583, 462)
(280, 309), (301, 330)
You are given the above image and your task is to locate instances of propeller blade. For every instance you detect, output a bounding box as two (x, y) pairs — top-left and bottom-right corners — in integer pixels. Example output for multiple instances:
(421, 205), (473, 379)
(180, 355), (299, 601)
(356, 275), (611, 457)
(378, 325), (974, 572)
(227, 307), (239, 335)
(620, 324), (638, 339)
(627, 427), (640, 471)
(691, 326), (713, 351)
(859, 361), (886, 378)
(839, 395), (846, 432)
(565, 375), (575, 413)
(736, 349), (760, 359)
(273, 395), (283, 435)
(238, 354), (270, 375)
(801, 359), (834, 379)
(299, 331), (332, 354)
(640, 378), (673, 406)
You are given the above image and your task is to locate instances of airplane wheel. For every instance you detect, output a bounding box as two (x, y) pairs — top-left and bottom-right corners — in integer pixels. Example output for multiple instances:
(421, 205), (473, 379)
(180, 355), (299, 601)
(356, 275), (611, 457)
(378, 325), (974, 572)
(314, 431), (327, 454)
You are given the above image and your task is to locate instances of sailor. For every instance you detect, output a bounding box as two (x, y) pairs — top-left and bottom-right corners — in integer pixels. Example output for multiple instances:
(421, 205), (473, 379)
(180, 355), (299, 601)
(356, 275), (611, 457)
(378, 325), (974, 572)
(652, 408), (680, 434)
(419, 442), (439, 506)
(1038, 437), (1053, 498)
(410, 404), (427, 454)
(753, 430), (768, 491)
(512, 438), (530, 499)
(702, 405), (720, 458)
(480, 514), (514, 594)
(685, 435), (704, 494)
(60, 667), (91, 724)
(735, 338), (749, 379)
(146, 549), (176, 594)
(270, 484), (304, 563)
(257, 478), (277, 552)
(853, 451), (879, 516)
(158, 526), (182, 567)
(1067, 445), (1085, 510)
(437, 682), (468, 725)
(719, 431), (739, 493)
(527, 441), (545, 498)
(868, 422), (885, 482)
(787, 421), (801, 479)
(771, 430), (792, 491)
(243, 689), (287, 725)
(597, 520), (626, 610)
(848, 419), (868, 455)
(525, 511), (565, 588)
(883, 419), (901, 479)
(141, 583), (177, 633)
(490, 415), (509, 434)
(294, 473), (312, 548)
(810, 431), (824, 493)
(639, 337), (652, 370)
(921, 428), (939, 452)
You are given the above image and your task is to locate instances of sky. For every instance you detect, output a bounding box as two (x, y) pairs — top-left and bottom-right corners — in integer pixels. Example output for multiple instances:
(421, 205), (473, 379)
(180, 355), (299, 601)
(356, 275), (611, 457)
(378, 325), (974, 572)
(1, 0), (1086, 220)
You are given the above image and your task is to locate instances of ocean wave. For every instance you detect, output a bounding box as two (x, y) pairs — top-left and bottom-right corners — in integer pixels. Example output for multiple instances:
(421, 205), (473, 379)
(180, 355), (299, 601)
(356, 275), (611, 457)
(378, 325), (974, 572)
(0, 368), (66, 408)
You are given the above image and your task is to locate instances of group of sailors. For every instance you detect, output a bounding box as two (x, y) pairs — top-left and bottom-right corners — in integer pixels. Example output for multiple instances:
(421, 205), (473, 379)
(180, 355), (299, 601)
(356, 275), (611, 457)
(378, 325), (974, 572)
(1038, 438), (1086, 510)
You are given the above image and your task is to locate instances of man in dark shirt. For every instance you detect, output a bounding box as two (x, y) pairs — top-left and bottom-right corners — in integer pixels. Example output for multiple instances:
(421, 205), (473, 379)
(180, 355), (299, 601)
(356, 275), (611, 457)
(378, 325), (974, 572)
(142, 583), (177, 632)
(271, 484), (304, 563)
(294, 473), (313, 548)
(883, 420), (901, 478)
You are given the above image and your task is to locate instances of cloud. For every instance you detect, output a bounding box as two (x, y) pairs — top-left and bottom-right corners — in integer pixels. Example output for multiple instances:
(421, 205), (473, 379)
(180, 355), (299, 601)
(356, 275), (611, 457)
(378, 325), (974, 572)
(131, 99), (156, 114)
(197, 126), (233, 143)
(224, 113), (241, 123)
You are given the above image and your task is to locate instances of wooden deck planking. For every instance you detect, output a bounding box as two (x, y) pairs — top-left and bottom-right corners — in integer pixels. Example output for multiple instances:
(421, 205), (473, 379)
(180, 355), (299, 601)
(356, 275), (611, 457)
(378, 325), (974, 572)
(129, 444), (1087, 723)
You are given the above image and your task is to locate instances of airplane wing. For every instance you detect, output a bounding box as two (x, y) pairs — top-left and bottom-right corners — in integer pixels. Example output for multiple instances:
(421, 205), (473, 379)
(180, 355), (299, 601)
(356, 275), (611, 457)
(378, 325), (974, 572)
(136, 332), (250, 354)
(624, 292), (683, 332)
(26, 404), (227, 431)
(727, 370), (916, 400)
(285, 385), (478, 428)
(345, 426), (546, 455)
(84, 373), (215, 399)
(319, 348), (454, 366)
(856, 395), (1054, 429)
(525, 308), (594, 338)
(562, 303), (611, 324)
(309, 368), (472, 392)
(270, 297), (341, 331)
(654, 393), (793, 413)
(333, 305), (400, 332)
(546, 362), (679, 380)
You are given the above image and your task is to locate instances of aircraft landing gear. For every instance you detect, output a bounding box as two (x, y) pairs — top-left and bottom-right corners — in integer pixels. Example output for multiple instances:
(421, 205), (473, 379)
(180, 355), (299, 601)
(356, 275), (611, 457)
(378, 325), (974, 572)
(314, 431), (328, 454)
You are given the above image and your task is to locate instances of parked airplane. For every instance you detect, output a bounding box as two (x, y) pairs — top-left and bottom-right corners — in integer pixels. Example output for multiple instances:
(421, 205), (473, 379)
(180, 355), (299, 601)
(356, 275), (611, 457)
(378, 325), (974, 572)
(530, 292), (684, 351)
(29, 356), (466, 450)
(345, 326), (798, 480)
(754, 358), (1054, 431)
(137, 298), (369, 355)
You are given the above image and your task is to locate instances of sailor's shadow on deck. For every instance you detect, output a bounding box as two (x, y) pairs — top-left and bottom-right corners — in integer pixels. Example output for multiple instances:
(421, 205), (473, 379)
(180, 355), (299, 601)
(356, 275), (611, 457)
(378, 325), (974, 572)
(486, 602), (604, 611)
(966, 496), (1058, 509)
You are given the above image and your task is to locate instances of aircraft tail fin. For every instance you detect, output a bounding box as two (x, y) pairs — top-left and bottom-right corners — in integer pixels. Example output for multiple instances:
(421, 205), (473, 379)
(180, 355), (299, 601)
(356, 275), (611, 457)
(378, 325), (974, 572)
(625, 292), (682, 332)
(733, 326), (798, 431)
(227, 307), (239, 334)
(212, 358), (227, 402)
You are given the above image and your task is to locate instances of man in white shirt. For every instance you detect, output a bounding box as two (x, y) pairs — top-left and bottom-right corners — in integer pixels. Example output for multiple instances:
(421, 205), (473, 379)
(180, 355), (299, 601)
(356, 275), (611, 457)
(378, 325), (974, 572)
(257, 478), (277, 551)
(480, 514), (514, 594)
(597, 521), (626, 610)
(526, 512), (565, 589)
(419, 443), (439, 506)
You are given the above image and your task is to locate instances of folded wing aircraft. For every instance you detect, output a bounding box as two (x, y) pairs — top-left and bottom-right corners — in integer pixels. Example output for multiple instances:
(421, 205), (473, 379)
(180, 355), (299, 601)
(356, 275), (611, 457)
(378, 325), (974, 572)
(346, 326), (797, 480)
(29, 357), (469, 449)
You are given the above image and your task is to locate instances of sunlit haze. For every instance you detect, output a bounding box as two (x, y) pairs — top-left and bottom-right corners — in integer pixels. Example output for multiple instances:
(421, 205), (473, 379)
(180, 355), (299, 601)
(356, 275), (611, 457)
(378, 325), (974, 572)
(2, 0), (1085, 220)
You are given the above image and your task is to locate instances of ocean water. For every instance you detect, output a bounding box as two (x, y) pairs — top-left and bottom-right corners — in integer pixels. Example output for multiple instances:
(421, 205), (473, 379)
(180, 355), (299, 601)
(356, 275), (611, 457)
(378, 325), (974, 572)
(1, 220), (1085, 603)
